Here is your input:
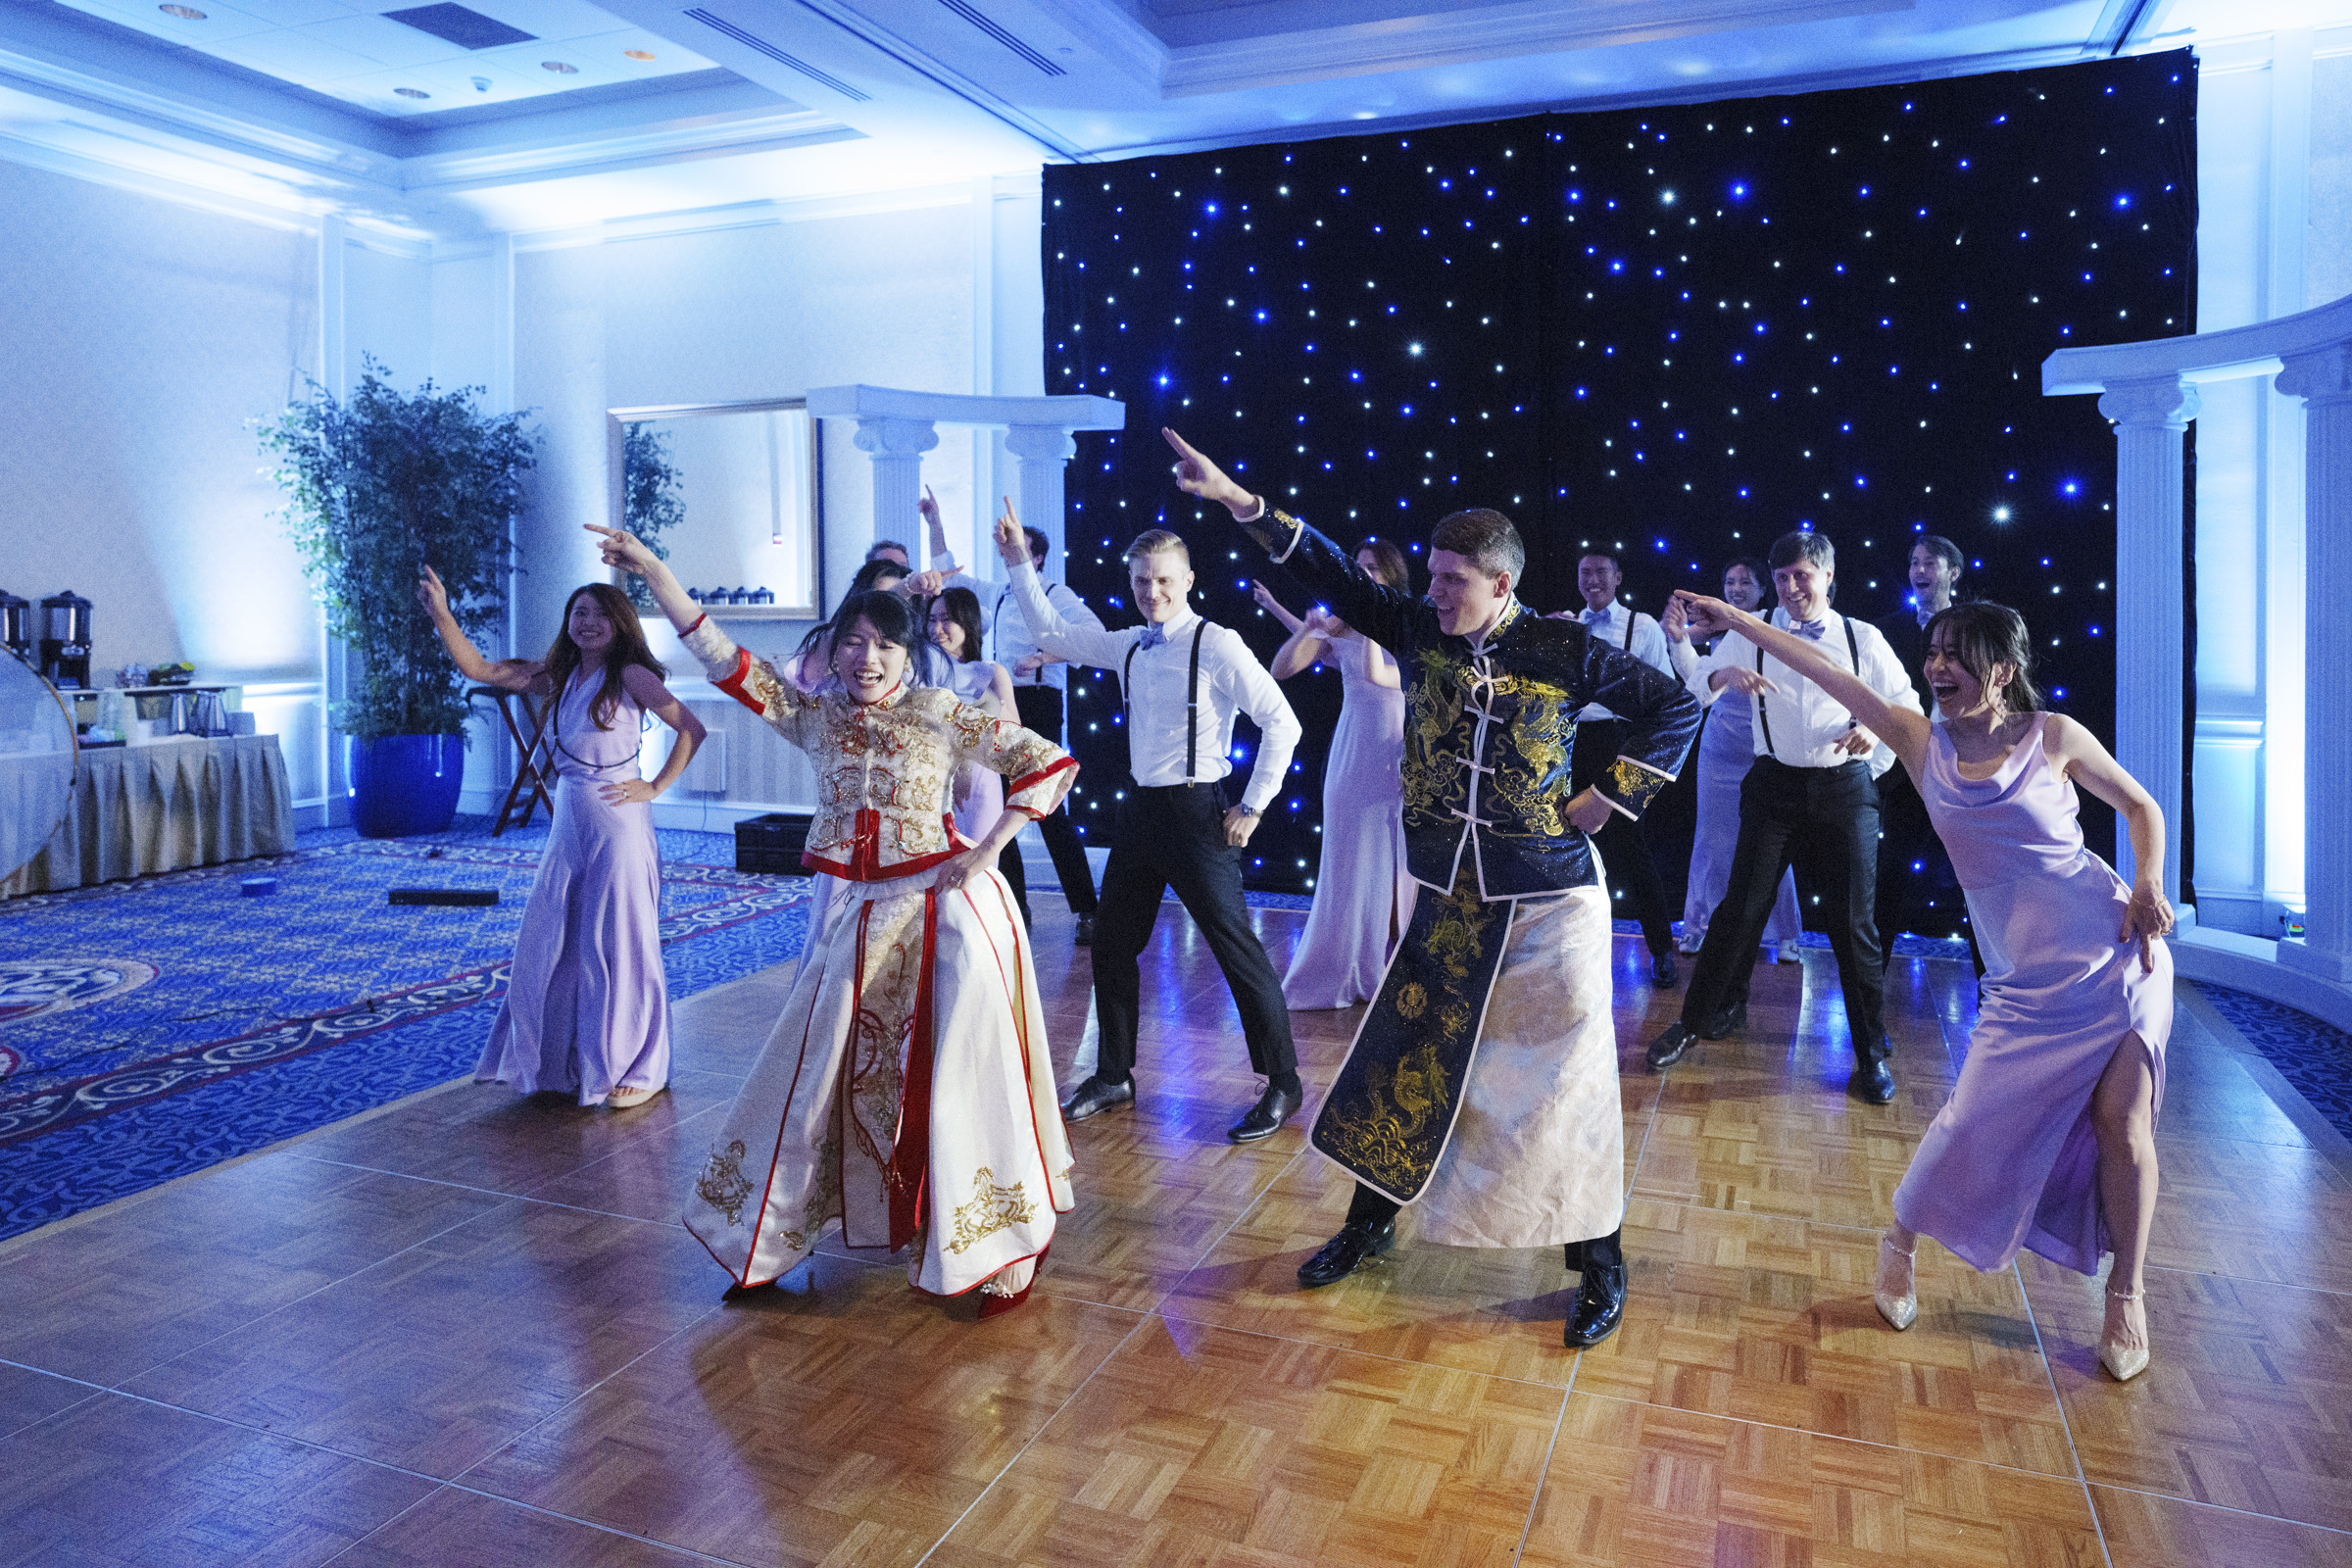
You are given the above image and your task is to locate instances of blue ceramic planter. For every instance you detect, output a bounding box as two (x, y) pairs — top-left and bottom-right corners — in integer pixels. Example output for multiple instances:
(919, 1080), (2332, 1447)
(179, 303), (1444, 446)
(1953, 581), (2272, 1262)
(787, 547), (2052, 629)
(347, 733), (466, 838)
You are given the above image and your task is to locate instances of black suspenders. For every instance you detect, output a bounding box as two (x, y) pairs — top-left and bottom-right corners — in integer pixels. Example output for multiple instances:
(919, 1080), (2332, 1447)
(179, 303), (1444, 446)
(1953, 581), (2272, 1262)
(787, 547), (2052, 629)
(1123, 621), (1209, 780)
(1755, 617), (1861, 760)
(994, 586), (1013, 667)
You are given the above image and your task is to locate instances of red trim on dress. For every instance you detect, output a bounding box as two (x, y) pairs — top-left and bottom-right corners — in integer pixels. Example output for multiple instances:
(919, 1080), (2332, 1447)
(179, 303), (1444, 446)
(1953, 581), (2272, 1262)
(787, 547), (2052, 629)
(886, 889), (941, 1251)
(724, 954), (830, 1288)
(1004, 756), (1079, 798)
(683, 612), (708, 637)
(713, 648), (764, 714)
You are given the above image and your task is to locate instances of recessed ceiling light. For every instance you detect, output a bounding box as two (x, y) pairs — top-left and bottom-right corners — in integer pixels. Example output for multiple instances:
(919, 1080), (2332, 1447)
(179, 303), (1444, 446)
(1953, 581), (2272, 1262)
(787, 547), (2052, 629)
(541, 60), (577, 73)
(159, 4), (206, 18)
(394, 86), (429, 98)
(623, 48), (654, 60)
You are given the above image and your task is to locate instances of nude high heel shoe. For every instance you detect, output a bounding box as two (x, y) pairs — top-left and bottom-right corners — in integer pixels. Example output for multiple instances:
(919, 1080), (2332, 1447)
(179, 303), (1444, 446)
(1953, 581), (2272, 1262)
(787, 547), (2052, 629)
(2099, 1285), (2151, 1383)
(1874, 1235), (1918, 1331)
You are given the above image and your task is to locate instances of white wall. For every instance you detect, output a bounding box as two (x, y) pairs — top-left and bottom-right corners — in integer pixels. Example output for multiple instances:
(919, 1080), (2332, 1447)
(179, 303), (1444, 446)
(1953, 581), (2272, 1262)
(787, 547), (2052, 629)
(2187, 29), (2352, 936)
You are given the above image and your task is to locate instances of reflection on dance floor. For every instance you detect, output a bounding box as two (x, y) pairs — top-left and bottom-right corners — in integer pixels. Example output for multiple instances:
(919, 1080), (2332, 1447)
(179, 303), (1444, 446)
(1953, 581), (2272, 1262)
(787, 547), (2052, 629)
(0, 897), (2346, 1565)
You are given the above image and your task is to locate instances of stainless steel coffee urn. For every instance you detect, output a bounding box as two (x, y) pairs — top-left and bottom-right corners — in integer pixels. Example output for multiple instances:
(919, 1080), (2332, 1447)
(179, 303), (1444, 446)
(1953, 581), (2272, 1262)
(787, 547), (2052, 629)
(0, 590), (28, 663)
(40, 590), (92, 689)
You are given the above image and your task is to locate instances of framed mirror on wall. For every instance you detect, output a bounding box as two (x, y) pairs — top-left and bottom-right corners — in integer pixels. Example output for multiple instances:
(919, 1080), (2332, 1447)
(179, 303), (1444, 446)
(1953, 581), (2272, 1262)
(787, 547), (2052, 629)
(606, 400), (821, 617)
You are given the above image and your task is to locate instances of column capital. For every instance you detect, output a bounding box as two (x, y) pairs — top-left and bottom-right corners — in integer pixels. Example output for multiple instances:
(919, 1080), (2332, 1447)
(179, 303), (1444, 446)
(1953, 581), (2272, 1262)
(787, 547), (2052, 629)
(850, 416), (939, 459)
(2276, 344), (2352, 405)
(1004, 423), (1078, 464)
(2097, 375), (2200, 429)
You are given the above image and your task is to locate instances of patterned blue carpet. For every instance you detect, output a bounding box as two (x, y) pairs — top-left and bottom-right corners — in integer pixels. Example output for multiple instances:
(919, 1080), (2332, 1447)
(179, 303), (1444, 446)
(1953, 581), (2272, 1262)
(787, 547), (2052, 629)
(2194, 981), (2352, 1144)
(0, 821), (810, 1242)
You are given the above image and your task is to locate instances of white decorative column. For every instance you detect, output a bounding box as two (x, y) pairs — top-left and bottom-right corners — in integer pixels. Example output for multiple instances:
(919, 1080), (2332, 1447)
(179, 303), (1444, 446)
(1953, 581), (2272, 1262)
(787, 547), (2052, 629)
(851, 416), (938, 551)
(2276, 345), (2352, 980)
(2096, 374), (2200, 905)
(1005, 423), (1078, 569)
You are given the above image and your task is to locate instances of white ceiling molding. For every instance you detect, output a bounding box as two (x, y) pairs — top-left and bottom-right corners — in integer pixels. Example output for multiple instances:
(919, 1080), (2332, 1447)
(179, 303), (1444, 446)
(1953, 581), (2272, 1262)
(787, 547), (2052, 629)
(1153, 0), (1916, 97)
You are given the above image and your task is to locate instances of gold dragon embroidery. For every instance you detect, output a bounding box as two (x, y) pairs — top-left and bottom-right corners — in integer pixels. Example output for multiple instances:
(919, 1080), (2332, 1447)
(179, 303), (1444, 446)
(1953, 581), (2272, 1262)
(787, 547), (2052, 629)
(696, 1140), (755, 1227)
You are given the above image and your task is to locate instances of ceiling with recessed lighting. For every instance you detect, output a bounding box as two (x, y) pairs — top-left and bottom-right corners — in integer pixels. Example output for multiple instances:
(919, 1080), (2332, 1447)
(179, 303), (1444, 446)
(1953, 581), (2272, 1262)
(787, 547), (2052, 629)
(47, 0), (716, 116)
(0, 0), (2344, 234)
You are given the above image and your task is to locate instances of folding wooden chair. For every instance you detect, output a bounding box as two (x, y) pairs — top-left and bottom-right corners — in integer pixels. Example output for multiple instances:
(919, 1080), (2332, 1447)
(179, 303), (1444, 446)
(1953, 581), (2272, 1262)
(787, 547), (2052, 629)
(469, 685), (557, 835)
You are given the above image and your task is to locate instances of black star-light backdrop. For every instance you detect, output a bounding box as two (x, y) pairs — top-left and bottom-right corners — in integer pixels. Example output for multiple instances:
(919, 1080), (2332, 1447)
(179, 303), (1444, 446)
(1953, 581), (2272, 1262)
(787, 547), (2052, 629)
(1042, 51), (2195, 929)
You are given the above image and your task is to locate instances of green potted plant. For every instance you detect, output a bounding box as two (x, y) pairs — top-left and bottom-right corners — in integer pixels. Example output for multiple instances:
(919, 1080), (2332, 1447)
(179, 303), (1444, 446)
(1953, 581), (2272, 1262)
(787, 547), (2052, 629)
(619, 420), (685, 612)
(259, 359), (538, 837)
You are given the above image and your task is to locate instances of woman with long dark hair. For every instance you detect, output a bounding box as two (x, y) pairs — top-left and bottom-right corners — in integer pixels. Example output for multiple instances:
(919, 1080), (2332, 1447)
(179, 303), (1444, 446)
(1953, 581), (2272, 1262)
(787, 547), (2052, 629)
(1667, 557), (1804, 962)
(418, 570), (706, 1108)
(592, 524), (1080, 1317)
(1672, 591), (2174, 1384)
(1251, 536), (1416, 1008)
(927, 585), (1030, 922)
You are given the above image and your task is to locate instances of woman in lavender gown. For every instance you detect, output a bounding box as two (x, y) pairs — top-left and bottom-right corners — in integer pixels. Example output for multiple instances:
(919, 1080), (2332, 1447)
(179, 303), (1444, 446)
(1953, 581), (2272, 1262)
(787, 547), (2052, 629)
(1250, 537), (1416, 1010)
(1666, 558), (1803, 962)
(419, 569), (706, 1109)
(1675, 592), (2174, 1383)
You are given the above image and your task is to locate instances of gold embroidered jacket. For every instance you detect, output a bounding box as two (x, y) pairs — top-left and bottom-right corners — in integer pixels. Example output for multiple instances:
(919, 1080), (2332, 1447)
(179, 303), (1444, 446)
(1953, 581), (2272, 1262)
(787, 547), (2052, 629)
(1243, 510), (1700, 901)
(684, 619), (1077, 882)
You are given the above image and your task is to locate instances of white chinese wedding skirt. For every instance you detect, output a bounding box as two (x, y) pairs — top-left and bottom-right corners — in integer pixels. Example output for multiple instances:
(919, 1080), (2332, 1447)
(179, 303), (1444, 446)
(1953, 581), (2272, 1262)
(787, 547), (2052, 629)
(686, 861), (1072, 1299)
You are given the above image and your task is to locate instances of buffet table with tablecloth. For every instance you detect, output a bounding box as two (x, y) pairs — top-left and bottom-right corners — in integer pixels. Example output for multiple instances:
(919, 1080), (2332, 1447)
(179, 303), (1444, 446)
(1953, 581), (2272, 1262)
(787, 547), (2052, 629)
(3, 734), (295, 896)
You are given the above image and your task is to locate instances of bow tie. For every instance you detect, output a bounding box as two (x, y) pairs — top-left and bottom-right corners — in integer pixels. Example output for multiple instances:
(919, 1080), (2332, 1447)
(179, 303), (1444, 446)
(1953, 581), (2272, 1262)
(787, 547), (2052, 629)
(1137, 623), (1166, 650)
(1791, 617), (1828, 641)
(1583, 608), (1608, 625)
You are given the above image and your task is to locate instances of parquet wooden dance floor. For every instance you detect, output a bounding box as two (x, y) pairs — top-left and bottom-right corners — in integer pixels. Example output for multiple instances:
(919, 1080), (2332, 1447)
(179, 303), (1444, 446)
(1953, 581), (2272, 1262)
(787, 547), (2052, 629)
(3, 894), (2349, 1566)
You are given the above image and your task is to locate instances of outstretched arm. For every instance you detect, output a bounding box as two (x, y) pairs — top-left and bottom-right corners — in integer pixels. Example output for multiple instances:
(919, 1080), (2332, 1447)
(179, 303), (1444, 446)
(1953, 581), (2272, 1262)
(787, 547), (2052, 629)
(587, 524), (701, 632)
(417, 565), (544, 694)
(1250, 579), (1306, 636)
(1269, 608), (1332, 679)
(1165, 427), (1414, 652)
(1676, 592), (1933, 777)
(992, 501), (1132, 669)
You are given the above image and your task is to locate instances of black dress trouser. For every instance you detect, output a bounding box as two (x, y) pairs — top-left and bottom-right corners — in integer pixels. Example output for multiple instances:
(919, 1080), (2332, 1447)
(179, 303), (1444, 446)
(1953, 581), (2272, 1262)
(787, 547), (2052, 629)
(1569, 721), (1676, 958)
(1678, 757), (1890, 1065)
(1874, 766), (1987, 978)
(1009, 686), (1099, 917)
(1092, 782), (1296, 1081)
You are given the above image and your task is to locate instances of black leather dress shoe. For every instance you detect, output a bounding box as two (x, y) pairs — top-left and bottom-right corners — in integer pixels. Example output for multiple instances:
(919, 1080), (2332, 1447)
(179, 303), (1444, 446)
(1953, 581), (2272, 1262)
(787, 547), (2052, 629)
(1228, 1082), (1302, 1143)
(1073, 915), (1095, 945)
(1565, 1261), (1627, 1348)
(1060, 1074), (1135, 1122)
(1297, 1218), (1396, 1287)
(1699, 999), (1747, 1039)
(1645, 1021), (1695, 1071)
(1853, 1058), (1897, 1104)
(1651, 951), (1682, 989)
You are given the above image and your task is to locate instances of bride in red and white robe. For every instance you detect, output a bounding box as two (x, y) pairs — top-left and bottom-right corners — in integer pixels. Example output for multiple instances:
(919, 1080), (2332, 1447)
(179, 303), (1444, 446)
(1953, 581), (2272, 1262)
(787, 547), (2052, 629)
(598, 526), (1077, 1308)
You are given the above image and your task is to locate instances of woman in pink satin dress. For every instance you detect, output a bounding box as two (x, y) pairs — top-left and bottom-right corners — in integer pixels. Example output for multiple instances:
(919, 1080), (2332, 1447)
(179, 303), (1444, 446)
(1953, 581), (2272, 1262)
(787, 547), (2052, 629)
(1673, 592), (2175, 1385)
(419, 570), (706, 1109)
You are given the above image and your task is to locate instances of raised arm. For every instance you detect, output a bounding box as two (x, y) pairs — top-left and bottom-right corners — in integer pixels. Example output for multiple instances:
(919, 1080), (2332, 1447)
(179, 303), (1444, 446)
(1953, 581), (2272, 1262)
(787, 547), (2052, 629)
(1268, 605), (1332, 680)
(1250, 579), (1306, 636)
(993, 501), (1132, 669)
(1677, 592), (1932, 776)
(417, 564), (544, 694)
(1164, 428), (1416, 653)
(586, 524), (701, 633)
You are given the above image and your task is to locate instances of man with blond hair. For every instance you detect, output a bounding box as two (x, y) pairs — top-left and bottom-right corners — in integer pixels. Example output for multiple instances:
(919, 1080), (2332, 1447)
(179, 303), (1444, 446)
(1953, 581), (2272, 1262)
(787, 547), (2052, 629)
(995, 510), (1306, 1143)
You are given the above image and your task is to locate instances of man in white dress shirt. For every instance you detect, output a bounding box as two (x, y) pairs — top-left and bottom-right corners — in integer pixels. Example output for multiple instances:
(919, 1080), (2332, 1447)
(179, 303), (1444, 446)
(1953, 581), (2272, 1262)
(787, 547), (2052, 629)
(994, 513), (1308, 1143)
(1551, 550), (1683, 987)
(918, 493), (1103, 940)
(1646, 530), (1922, 1102)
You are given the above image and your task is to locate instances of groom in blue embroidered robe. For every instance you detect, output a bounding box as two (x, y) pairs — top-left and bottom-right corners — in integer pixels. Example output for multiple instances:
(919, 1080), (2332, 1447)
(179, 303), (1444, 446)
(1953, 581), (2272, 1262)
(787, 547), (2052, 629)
(1165, 429), (1701, 1347)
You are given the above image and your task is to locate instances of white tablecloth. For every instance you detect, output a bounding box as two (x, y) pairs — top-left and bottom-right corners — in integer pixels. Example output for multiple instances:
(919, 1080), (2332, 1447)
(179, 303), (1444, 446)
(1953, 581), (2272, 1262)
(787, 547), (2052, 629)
(3, 734), (296, 896)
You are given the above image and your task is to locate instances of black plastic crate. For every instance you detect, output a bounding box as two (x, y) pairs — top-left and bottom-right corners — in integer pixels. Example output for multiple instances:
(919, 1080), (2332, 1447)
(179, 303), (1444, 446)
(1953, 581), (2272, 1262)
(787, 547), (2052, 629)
(734, 811), (811, 874)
